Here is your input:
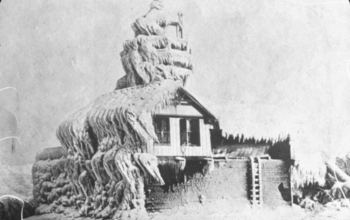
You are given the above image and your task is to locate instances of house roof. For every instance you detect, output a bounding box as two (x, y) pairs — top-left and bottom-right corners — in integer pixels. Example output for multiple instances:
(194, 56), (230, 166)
(178, 87), (216, 120)
(57, 80), (217, 156)
(107, 80), (216, 120)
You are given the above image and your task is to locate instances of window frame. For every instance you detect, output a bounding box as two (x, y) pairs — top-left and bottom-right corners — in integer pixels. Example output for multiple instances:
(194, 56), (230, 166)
(179, 117), (201, 147)
(153, 116), (171, 146)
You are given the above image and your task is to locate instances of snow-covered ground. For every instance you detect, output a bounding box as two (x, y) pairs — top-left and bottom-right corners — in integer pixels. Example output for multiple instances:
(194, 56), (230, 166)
(23, 204), (350, 220)
(149, 205), (350, 220)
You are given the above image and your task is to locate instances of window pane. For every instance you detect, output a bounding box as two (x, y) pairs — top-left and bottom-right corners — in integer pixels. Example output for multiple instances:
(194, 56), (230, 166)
(153, 117), (170, 144)
(189, 119), (200, 146)
(180, 118), (187, 146)
(179, 118), (200, 147)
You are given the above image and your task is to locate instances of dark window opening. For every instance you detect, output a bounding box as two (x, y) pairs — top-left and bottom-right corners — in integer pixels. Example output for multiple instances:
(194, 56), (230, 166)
(180, 118), (200, 146)
(153, 117), (170, 145)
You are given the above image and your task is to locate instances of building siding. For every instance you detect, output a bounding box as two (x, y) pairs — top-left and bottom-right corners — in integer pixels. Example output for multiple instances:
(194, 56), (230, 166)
(152, 118), (212, 157)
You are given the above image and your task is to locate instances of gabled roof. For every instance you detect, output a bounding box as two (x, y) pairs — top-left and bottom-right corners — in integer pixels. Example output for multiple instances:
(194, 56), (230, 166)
(57, 80), (217, 157)
(177, 87), (216, 120)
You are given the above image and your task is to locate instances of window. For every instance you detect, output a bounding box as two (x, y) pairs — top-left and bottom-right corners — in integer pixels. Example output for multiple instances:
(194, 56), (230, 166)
(180, 118), (200, 146)
(153, 117), (170, 145)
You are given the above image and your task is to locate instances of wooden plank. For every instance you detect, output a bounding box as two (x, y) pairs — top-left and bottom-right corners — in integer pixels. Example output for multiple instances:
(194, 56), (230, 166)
(197, 119), (203, 156)
(155, 105), (203, 117)
(154, 145), (172, 156)
(199, 122), (211, 156)
(170, 118), (176, 156)
(186, 146), (192, 156)
(174, 118), (181, 156)
(203, 123), (207, 155)
(205, 123), (211, 155)
(199, 119), (204, 156)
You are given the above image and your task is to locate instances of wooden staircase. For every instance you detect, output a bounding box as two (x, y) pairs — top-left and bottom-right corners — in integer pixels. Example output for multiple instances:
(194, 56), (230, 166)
(249, 157), (262, 206)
